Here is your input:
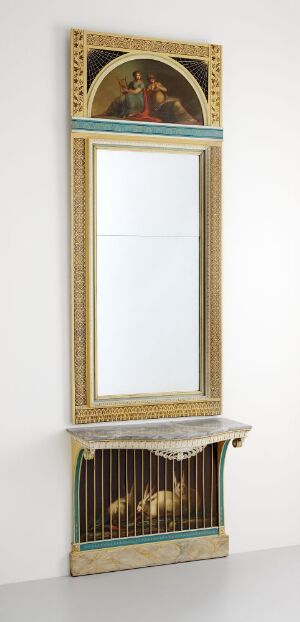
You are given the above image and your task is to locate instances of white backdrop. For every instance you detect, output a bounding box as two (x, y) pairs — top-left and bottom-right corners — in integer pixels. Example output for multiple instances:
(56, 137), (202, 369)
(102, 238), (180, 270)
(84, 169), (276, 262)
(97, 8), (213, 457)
(0, 0), (299, 585)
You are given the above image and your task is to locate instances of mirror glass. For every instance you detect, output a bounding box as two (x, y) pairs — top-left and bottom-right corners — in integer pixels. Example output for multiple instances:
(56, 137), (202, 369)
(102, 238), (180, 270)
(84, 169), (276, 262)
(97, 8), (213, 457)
(95, 148), (202, 398)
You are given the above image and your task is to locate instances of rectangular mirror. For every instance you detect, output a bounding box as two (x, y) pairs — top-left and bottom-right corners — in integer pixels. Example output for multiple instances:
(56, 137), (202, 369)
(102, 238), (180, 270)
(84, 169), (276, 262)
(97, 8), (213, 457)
(95, 148), (202, 398)
(72, 135), (221, 423)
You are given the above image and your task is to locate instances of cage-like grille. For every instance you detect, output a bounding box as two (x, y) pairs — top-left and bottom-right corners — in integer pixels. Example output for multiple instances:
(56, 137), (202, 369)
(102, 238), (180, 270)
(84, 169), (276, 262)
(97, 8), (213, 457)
(174, 57), (208, 100)
(87, 49), (125, 91)
(79, 446), (218, 543)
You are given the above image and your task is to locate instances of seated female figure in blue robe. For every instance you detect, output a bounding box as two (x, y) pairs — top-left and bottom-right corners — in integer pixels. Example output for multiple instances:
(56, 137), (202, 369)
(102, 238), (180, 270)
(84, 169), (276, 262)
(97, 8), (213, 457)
(106, 71), (145, 118)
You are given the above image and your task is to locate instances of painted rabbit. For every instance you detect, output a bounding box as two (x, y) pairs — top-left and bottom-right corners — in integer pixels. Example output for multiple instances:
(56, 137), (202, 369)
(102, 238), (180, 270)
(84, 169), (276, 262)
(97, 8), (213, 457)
(137, 483), (180, 517)
(108, 484), (134, 524)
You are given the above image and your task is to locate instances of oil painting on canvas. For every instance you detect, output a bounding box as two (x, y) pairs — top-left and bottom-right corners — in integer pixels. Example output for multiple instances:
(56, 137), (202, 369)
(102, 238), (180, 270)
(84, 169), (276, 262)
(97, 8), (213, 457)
(90, 58), (205, 125)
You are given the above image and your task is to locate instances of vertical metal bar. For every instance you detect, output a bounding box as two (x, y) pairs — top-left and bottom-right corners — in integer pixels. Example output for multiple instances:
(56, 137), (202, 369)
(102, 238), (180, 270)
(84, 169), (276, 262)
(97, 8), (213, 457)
(126, 450), (128, 537)
(188, 457), (191, 530)
(118, 449), (121, 538)
(109, 449), (112, 539)
(157, 455), (160, 533)
(142, 450), (144, 535)
(180, 461), (183, 531)
(210, 444), (214, 527)
(101, 449), (104, 541)
(202, 447), (206, 528)
(134, 449), (136, 537)
(195, 453), (198, 529)
(149, 451), (152, 534)
(78, 458), (83, 542)
(172, 460), (175, 531)
(93, 453), (96, 541)
(78, 456), (82, 543)
(85, 458), (88, 542)
(165, 458), (167, 532)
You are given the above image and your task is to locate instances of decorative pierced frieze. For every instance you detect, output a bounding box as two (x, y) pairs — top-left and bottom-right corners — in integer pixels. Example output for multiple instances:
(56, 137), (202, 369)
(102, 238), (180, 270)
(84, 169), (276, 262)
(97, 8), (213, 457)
(75, 399), (221, 424)
(86, 33), (209, 58)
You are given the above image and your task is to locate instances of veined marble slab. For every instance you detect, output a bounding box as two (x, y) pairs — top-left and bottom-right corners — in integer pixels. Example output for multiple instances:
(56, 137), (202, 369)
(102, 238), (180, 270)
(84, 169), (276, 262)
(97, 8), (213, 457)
(67, 416), (251, 455)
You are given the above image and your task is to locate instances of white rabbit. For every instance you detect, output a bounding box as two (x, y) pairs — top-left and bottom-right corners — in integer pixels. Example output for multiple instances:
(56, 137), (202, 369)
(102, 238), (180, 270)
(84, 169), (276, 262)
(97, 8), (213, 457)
(108, 484), (134, 524)
(137, 483), (180, 517)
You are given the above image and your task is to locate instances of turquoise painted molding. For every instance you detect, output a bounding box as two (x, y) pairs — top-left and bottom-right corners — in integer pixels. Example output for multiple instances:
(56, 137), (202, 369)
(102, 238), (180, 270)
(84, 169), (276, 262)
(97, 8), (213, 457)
(71, 117), (223, 140)
(74, 449), (84, 544)
(79, 527), (219, 551)
(219, 440), (230, 527)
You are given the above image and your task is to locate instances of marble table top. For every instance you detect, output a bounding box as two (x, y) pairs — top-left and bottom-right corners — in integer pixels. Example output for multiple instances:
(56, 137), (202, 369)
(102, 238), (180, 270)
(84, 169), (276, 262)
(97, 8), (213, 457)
(67, 417), (251, 455)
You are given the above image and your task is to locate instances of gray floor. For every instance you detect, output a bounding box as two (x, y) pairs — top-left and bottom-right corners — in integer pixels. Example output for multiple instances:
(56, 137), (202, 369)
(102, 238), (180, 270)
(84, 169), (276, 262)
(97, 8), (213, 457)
(0, 546), (299, 622)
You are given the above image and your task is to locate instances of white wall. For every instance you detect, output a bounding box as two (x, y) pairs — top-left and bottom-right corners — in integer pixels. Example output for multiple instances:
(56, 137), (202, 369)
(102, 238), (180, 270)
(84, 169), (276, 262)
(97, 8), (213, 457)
(1, 0), (299, 585)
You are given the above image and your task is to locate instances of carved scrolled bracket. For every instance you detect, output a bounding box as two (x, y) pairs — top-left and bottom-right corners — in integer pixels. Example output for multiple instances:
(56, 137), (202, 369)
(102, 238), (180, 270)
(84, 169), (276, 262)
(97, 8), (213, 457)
(232, 438), (244, 448)
(152, 445), (207, 461)
(83, 448), (95, 460)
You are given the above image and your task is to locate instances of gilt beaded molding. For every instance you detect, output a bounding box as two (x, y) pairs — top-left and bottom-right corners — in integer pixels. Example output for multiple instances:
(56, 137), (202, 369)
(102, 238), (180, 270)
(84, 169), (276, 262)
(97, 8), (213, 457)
(70, 29), (221, 125)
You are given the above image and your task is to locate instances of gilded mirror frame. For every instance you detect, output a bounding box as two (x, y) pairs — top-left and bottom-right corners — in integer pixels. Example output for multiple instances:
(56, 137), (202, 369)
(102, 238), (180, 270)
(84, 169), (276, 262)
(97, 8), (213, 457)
(71, 30), (222, 423)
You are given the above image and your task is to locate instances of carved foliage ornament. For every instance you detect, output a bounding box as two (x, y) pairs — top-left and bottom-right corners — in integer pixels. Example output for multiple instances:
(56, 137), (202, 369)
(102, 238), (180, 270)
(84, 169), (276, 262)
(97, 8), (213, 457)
(210, 45), (221, 126)
(72, 138), (87, 406)
(86, 33), (210, 58)
(153, 447), (206, 461)
(72, 30), (85, 115)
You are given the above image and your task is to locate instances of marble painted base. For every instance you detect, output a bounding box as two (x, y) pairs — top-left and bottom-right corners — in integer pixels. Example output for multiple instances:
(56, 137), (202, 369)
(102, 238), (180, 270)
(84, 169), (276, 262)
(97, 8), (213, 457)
(70, 534), (229, 576)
